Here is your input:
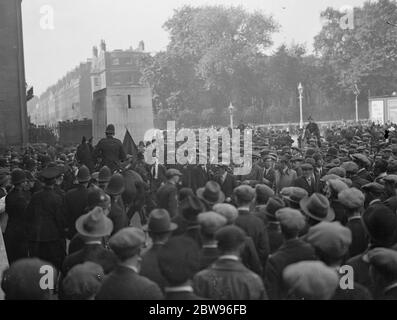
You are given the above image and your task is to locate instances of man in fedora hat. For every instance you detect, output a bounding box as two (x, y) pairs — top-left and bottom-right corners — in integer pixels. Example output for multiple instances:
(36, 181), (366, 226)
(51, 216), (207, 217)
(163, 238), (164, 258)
(156, 169), (182, 218)
(96, 227), (164, 300)
(140, 209), (177, 289)
(196, 181), (225, 210)
(93, 124), (127, 172)
(3, 168), (30, 263)
(106, 173), (129, 235)
(62, 165), (91, 239)
(62, 206), (117, 277)
(26, 165), (67, 270)
(264, 208), (317, 300)
(193, 225), (267, 300)
(300, 193), (335, 227)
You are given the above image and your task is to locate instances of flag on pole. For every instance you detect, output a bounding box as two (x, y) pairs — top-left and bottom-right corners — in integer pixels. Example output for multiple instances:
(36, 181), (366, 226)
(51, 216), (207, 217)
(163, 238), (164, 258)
(123, 128), (138, 158)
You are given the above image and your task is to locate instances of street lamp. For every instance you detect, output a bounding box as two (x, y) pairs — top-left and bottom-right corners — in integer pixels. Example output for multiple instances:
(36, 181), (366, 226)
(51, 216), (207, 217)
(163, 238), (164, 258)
(353, 83), (360, 122)
(298, 82), (303, 129)
(228, 102), (235, 128)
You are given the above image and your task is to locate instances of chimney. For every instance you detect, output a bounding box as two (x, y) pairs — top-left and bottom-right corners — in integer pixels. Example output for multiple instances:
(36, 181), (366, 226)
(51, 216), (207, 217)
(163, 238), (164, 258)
(138, 40), (145, 52)
(92, 46), (98, 57)
(100, 40), (106, 52)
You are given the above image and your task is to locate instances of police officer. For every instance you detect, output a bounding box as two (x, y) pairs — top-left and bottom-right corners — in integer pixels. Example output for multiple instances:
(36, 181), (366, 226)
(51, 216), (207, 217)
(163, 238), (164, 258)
(26, 165), (67, 270)
(93, 124), (127, 172)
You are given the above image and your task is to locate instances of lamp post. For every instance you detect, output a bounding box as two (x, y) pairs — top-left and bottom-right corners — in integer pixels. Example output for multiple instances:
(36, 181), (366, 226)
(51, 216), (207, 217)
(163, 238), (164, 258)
(298, 82), (303, 129)
(353, 83), (360, 122)
(228, 102), (235, 128)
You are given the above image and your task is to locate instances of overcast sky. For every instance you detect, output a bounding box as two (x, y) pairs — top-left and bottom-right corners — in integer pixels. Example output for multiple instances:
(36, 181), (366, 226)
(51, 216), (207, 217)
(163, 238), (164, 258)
(22, 0), (366, 95)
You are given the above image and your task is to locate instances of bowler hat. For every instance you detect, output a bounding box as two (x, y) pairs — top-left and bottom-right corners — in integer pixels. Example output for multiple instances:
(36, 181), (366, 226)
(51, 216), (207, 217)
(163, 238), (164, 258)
(11, 168), (26, 185)
(362, 204), (397, 246)
(158, 236), (200, 286)
(98, 166), (112, 183)
(197, 181), (225, 205)
(300, 193), (335, 222)
(143, 209), (177, 233)
(105, 124), (115, 134)
(215, 225), (246, 252)
(75, 207), (113, 238)
(105, 173), (125, 196)
(77, 165), (90, 183)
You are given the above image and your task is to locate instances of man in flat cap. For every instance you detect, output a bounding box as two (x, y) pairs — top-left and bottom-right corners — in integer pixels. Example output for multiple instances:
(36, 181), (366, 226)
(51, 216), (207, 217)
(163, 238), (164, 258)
(368, 248), (397, 299)
(264, 208), (316, 300)
(193, 225), (267, 300)
(233, 185), (270, 268)
(156, 169), (182, 218)
(274, 156), (298, 194)
(93, 124), (127, 172)
(304, 221), (372, 300)
(96, 227), (163, 300)
(283, 261), (338, 300)
(338, 188), (368, 258)
(197, 211), (227, 269)
(26, 166), (67, 270)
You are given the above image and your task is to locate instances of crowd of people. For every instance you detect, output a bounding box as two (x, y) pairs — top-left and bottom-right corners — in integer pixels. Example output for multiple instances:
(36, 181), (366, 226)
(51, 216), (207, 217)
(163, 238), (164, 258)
(1, 120), (397, 300)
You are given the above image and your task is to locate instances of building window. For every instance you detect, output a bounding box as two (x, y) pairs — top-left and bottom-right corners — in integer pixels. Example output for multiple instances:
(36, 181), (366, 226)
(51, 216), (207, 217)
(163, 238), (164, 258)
(112, 58), (120, 65)
(128, 95), (131, 109)
(94, 77), (100, 87)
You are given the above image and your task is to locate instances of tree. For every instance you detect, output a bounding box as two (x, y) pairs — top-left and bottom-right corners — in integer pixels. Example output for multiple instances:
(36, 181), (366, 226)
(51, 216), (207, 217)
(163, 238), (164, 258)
(314, 0), (397, 97)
